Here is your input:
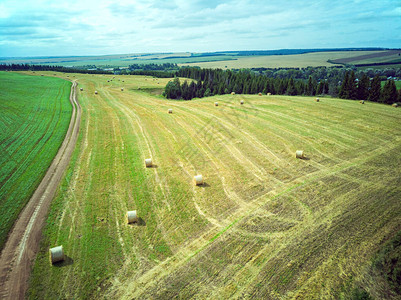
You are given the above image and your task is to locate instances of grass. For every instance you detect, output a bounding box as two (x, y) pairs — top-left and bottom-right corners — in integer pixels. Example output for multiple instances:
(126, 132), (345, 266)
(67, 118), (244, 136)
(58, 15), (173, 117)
(0, 71), (72, 250)
(26, 72), (401, 299)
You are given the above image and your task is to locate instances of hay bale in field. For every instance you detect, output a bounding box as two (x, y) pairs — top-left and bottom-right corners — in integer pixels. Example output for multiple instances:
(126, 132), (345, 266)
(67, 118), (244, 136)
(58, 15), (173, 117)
(168, 108), (173, 114)
(360, 100), (365, 104)
(145, 158), (152, 167)
(127, 210), (138, 223)
(296, 150), (305, 159)
(258, 92), (262, 96)
(393, 103), (399, 107)
(80, 88), (83, 91)
(240, 100), (244, 105)
(94, 91), (98, 95)
(316, 98), (320, 102)
(267, 92), (271, 96)
(121, 88), (124, 91)
(194, 175), (203, 186)
(231, 92), (235, 95)
(107, 80), (110, 82)
(122, 80), (125, 82)
(214, 102), (218, 106)
(49, 246), (64, 264)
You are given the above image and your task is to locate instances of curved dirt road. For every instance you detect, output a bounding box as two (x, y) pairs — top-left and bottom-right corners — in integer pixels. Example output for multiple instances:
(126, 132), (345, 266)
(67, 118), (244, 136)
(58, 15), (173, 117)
(0, 80), (81, 299)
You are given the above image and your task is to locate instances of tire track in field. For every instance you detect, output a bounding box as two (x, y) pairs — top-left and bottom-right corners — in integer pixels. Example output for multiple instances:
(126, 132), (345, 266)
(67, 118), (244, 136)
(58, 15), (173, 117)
(0, 81), (81, 300)
(122, 98), (227, 228)
(109, 134), (401, 299)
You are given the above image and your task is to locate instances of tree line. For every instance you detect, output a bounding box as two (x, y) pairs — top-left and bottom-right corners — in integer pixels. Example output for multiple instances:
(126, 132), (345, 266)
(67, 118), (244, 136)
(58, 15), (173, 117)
(164, 67), (401, 104)
(0, 63), (112, 74)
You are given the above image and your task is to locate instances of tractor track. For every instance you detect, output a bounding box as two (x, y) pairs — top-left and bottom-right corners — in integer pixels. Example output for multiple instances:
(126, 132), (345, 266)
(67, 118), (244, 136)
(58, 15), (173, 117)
(0, 80), (81, 299)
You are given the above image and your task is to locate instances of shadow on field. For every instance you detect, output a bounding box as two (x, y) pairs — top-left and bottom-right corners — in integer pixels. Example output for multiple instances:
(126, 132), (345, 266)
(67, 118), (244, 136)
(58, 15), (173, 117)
(200, 182), (210, 188)
(54, 255), (74, 267)
(137, 217), (146, 226)
(150, 164), (158, 168)
(128, 217), (146, 227)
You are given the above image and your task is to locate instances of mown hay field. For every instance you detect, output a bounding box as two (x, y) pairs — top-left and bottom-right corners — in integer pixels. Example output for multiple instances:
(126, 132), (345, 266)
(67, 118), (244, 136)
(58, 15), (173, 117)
(26, 72), (401, 299)
(0, 72), (72, 250)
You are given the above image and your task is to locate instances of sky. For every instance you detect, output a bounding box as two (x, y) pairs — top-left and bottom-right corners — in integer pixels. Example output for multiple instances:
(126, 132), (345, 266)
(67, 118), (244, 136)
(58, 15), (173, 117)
(0, 0), (400, 57)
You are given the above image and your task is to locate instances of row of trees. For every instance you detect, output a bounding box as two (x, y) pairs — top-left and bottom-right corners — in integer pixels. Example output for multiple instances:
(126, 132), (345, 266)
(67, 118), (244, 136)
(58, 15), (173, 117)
(339, 71), (400, 104)
(0, 63), (112, 74)
(165, 67), (401, 104)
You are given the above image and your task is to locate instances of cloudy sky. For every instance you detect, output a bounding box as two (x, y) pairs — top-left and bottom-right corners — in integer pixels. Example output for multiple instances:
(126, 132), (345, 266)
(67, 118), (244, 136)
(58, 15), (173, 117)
(0, 0), (400, 57)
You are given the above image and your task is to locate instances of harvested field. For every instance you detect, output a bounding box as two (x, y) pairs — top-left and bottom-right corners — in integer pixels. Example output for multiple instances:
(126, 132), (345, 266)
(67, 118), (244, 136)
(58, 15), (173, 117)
(330, 50), (401, 65)
(24, 72), (401, 299)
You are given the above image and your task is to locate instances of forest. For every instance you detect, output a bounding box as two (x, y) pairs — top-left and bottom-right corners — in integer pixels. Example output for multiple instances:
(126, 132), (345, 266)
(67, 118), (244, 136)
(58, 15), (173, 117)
(164, 67), (401, 104)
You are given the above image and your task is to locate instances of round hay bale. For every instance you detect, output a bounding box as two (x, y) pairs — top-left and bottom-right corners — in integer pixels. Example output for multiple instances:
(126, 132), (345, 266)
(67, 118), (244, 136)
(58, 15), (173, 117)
(168, 108), (173, 114)
(258, 92), (262, 96)
(80, 88), (83, 91)
(194, 175), (203, 186)
(231, 92), (235, 95)
(127, 210), (138, 223)
(214, 102), (218, 106)
(316, 98), (320, 102)
(145, 158), (152, 168)
(296, 150), (305, 159)
(94, 91), (98, 95)
(240, 100), (244, 105)
(392, 103), (398, 107)
(267, 92), (271, 96)
(121, 88), (124, 91)
(360, 100), (365, 104)
(49, 246), (64, 264)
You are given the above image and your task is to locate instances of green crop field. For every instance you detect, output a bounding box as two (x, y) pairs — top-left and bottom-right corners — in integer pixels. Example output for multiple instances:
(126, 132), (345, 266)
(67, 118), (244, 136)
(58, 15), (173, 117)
(0, 72), (72, 250)
(26, 72), (401, 299)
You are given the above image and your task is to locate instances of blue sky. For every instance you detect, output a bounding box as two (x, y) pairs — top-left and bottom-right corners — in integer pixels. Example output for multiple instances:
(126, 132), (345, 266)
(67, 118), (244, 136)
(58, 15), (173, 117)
(0, 0), (400, 57)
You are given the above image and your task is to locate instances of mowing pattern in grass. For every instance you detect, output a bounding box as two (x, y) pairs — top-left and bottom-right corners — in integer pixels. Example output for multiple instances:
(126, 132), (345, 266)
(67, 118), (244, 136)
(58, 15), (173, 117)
(0, 72), (72, 250)
(27, 72), (401, 299)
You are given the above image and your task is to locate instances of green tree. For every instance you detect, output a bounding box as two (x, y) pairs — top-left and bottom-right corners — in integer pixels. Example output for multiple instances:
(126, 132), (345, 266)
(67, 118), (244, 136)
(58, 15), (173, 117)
(286, 78), (297, 95)
(357, 73), (370, 100)
(348, 71), (358, 99)
(339, 71), (349, 99)
(306, 76), (316, 96)
(381, 79), (398, 104)
(165, 77), (181, 99)
(368, 75), (381, 102)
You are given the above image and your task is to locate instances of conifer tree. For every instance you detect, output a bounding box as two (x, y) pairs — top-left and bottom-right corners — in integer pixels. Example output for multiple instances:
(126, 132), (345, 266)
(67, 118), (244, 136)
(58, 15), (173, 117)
(368, 75), (381, 102)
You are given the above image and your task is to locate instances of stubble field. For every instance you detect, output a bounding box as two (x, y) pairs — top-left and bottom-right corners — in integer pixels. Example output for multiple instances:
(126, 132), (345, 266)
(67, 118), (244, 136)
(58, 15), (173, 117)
(24, 72), (401, 299)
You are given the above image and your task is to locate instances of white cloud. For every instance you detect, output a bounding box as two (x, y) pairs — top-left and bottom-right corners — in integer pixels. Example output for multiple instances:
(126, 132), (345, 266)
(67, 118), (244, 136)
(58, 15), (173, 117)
(0, 0), (400, 57)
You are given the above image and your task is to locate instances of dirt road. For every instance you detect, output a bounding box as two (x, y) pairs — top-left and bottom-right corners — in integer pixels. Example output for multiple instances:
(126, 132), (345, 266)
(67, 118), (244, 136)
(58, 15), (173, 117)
(0, 80), (81, 299)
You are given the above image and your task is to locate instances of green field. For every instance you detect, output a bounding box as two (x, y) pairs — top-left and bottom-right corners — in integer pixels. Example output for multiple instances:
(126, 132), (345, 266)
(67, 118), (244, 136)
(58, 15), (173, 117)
(0, 72), (72, 250)
(26, 72), (401, 299)
(1, 50), (395, 69)
(381, 80), (401, 89)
